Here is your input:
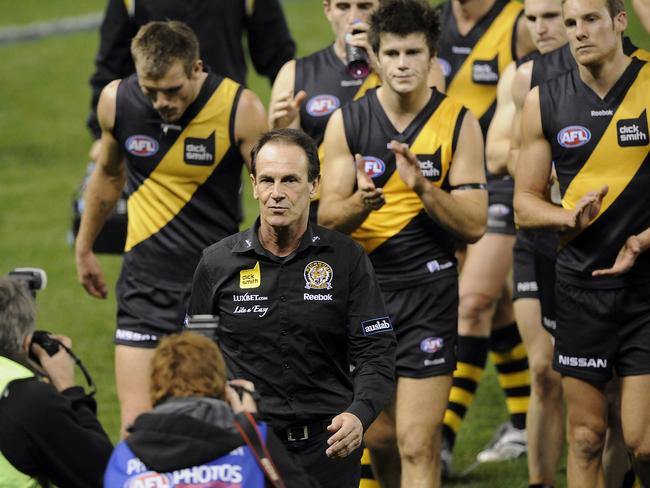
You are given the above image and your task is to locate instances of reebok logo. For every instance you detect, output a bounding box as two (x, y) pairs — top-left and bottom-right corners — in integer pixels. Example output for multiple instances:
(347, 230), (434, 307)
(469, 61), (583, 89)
(304, 293), (332, 301)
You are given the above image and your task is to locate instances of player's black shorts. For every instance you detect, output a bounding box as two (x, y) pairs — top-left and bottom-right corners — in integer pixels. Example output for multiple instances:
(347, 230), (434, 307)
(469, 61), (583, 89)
(487, 190), (516, 235)
(534, 250), (557, 336)
(553, 278), (650, 382)
(115, 266), (191, 348)
(383, 275), (458, 378)
(512, 234), (539, 301)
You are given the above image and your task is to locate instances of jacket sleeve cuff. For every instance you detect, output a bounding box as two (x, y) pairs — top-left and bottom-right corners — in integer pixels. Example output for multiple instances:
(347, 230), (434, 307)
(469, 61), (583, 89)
(345, 402), (374, 432)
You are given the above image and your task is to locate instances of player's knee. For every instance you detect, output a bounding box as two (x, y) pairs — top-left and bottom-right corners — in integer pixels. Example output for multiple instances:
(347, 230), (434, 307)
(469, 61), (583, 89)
(622, 424), (650, 461)
(397, 423), (440, 466)
(570, 422), (607, 462)
(458, 292), (494, 324)
(365, 418), (397, 451)
(530, 359), (561, 399)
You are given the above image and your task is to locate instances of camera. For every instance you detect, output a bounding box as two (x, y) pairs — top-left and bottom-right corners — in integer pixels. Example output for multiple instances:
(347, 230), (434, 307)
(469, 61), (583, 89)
(29, 330), (61, 361)
(7, 268), (47, 298)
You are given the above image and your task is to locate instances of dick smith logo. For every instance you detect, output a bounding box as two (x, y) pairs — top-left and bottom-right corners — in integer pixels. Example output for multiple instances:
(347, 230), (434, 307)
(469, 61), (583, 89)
(184, 131), (215, 165)
(417, 150), (442, 180)
(361, 317), (393, 335)
(472, 56), (499, 85)
(617, 110), (648, 147)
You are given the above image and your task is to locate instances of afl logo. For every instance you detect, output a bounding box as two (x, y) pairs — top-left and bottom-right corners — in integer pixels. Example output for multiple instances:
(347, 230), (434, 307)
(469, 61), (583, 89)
(126, 472), (170, 487)
(304, 260), (334, 290)
(420, 337), (444, 354)
(306, 95), (340, 117)
(437, 58), (452, 78)
(126, 135), (159, 157)
(557, 126), (591, 148)
(363, 156), (386, 178)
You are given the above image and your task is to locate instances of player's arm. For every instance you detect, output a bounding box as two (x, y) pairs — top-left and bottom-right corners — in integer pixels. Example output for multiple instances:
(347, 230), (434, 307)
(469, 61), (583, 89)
(507, 60), (533, 177)
(318, 110), (385, 234)
(486, 61), (517, 176)
(75, 80), (126, 299)
(633, 0), (650, 33)
(234, 88), (269, 170)
(268, 60), (306, 130)
(390, 111), (487, 243)
(514, 88), (606, 232)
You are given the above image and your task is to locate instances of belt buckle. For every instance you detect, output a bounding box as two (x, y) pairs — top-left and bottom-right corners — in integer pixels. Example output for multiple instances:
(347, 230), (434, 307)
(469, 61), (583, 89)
(287, 425), (309, 442)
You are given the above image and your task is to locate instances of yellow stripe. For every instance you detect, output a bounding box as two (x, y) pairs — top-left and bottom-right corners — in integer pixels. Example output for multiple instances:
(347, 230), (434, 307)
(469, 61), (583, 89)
(353, 72), (382, 101)
(359, 480), (380, 488)
(506, 395), (530, 414)
(489, 343), (527, 364)
(123, 0), (134, 16)
(453, 361), (484, 382)
(446, 1), (522, 120)
(497, 370), (530, 389)
(444, 409), (463, 433)
(361, 447), (372, 464)
(632, 48), (650, 61)
(351, 96), (463, 253)
(245, 0), (255, 17)
(561, 64), (650, 234)
(125, 78), (240, 251)
(449, 385), (475, 407)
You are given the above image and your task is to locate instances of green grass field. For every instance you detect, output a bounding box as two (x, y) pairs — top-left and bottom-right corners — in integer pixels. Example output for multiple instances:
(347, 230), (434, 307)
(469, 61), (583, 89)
(0, 2), (648, 486)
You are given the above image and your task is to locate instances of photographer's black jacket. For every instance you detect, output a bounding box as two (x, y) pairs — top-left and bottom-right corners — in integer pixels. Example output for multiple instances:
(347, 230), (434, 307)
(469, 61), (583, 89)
(87, 0), (296, 138)
(188, 222), (397, 431)
(0, 355), (113, 488)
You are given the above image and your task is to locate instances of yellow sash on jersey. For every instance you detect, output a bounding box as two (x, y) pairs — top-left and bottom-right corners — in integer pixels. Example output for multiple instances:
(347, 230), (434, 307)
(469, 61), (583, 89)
(632, 48), (650, 61)
(125, 78), (240, 252)
(561, 63), (650, 230)
(446, 1), (522, 121)
(351, 97), (464, 254)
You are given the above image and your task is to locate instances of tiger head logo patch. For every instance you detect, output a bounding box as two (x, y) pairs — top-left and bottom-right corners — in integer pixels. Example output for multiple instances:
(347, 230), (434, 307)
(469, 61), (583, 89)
(304, 261), (333, 290)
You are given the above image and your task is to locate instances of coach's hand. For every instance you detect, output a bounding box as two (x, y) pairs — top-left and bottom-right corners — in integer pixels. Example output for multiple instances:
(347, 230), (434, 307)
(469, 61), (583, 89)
(76, 250), (108, 299)
(592, 234), (641, 277)
(355, 154), (385, 211)
(326, 412), (363, 459)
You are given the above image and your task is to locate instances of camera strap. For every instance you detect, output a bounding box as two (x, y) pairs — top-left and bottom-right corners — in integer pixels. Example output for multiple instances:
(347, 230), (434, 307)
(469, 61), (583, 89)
(233, 411), (287, 488)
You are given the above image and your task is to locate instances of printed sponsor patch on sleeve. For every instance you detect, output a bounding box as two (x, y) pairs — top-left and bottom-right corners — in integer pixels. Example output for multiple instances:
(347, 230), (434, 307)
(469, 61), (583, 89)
(361, 317), (393, 335)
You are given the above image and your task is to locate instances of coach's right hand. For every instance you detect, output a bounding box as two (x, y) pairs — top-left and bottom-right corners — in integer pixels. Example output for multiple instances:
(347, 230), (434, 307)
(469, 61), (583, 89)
(76, 249), (108, 299)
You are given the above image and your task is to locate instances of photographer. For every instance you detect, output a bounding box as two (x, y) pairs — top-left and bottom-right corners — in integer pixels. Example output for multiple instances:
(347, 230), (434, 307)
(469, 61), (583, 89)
(0, 277), (113, 487)
(104, 332), (319, 487)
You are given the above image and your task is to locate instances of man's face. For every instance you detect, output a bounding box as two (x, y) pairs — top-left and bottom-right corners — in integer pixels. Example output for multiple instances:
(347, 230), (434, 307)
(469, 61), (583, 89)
(376, 33), (432, 94)
(136, 59), (202, 122)
(562, 0), (627, 67)
(323, 0), (379, 43)
(251, 142), (318, 230)
(525, 0), (566, 53)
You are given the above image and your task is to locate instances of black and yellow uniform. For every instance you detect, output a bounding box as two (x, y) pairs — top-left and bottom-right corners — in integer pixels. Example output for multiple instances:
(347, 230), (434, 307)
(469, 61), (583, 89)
(342, 88), (466, 377)
(437, 0), (523, 231)
(113, 72), (244, 346)
(540, 58), (650, 381)
(188, 221), (396, 488)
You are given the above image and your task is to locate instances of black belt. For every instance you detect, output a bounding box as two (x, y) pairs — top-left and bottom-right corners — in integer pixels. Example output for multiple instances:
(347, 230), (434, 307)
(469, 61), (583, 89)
(277, 419), (330, 442)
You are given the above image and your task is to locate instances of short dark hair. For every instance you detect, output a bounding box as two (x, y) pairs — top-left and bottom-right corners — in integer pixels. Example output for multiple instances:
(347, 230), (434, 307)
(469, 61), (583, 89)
(369, 0), (440, 55)
(250, 128), (320, 182)
(131, 21), (200, 79)
(0, 278), (36, 352)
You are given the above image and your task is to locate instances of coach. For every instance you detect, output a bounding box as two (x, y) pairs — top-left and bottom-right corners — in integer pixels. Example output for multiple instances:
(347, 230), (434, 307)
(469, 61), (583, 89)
(188, 128), (396, 488)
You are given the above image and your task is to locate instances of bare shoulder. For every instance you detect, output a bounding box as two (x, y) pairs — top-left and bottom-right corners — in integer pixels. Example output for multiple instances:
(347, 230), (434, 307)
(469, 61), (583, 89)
(97, 79), (121, 133)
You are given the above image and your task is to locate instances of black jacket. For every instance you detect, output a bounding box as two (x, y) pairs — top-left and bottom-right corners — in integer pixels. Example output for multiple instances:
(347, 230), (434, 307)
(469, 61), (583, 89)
(0, 354), (113, 488)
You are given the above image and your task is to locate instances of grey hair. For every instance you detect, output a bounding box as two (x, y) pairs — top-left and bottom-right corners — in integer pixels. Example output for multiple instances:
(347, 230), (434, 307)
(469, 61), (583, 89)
(0, 278), (36, 352)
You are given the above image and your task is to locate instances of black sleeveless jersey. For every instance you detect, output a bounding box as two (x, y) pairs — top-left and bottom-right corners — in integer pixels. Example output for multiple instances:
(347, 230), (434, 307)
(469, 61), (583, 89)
(295, 45), (381, 150)
(341, 88), (467, 290)
(539, 58), (650, 287)
(114, 73), (244, 287)
(437, 0), (523, 193)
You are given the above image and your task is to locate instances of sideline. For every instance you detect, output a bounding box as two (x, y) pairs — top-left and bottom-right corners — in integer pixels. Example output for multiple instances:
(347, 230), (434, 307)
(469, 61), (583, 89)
(0, 13), (103, 44)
